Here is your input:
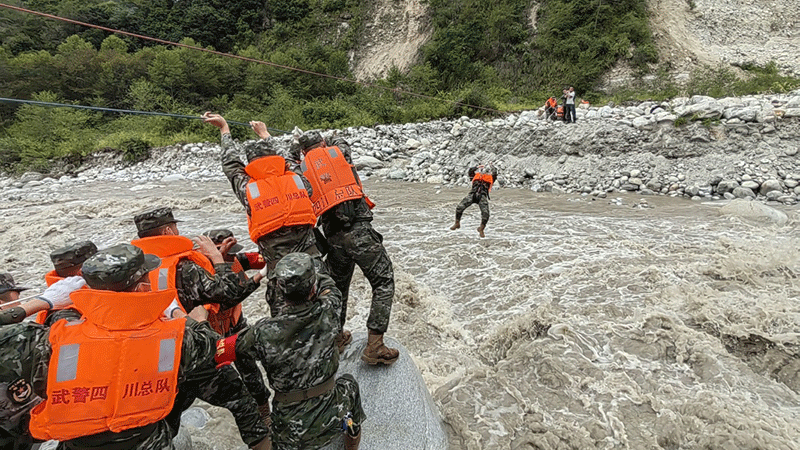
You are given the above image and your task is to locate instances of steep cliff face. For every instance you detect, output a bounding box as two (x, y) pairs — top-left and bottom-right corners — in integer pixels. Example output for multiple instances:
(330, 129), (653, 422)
(350, 0), (432, 81)
(349, 0), (800, 84)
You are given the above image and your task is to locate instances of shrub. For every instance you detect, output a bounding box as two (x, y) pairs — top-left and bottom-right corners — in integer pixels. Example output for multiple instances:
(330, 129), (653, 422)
(120, 138), (152, 162)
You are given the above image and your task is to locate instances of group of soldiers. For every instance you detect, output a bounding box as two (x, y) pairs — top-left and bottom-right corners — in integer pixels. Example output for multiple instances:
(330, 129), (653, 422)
(0, 112), (500, 450)
(0, 114), (405, 450)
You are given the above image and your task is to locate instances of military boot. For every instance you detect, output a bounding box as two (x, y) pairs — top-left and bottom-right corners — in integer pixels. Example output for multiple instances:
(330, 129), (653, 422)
(344, 431), (361, 450)
(477, 221), (486, 238)
(361, 330), (399, 365)
(449, 219), (460, 230)
(336, 329), (352, 353)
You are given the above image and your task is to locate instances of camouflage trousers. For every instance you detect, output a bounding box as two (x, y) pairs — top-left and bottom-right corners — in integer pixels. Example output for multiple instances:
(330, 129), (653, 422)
(272, 374), (365, 450)
(326, 221), (394, 334)
(455, 193), (490, 224)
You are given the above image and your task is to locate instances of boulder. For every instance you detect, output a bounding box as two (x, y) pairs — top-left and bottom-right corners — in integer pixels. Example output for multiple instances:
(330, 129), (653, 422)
(319, 334), (448, 450)
(719, 198), (789, 226)
(732, 186), (756, 199)
(353, 156), (386, 170)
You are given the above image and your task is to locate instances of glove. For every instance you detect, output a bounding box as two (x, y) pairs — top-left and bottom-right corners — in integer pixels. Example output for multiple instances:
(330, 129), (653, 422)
(259, 265), (268, 279)
(36, 276), (85, 309)
(163, 299), (183, 318)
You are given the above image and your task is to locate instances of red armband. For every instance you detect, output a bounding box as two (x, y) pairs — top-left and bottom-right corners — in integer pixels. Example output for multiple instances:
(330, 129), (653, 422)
(245, 252), (265, 270)
(215, 334), (238, 369)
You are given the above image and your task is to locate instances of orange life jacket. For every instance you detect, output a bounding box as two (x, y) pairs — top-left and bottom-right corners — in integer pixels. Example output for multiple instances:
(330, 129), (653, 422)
(546, 97), (557, 108)
(472, 167), (494, 190)
(131, 236), (219, 317)
(205, 258), (248, 336)
(44, 270), (62, 287)
(300, 145), (365, 216)
(243, 155), (317, 242)
(29, 288), (184, 441)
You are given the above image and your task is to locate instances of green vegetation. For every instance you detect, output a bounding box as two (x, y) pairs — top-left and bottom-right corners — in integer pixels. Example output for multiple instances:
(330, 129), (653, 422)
(0, 0), (798, 172)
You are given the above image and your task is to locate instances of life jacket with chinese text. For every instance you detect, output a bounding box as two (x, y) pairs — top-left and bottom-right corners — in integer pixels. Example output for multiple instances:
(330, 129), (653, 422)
(243, 156), (317, 242)
(300, 146), (365, 216)
(29, 288), (184, 441)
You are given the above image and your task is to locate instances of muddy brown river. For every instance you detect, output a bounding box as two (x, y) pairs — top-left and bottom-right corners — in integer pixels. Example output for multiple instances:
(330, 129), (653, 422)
(2, 178), (800, 449)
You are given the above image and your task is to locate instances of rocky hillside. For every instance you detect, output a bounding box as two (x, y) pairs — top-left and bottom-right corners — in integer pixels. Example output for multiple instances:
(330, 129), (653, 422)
(353, 0), (800, 84)
(6, 92), (799, 209)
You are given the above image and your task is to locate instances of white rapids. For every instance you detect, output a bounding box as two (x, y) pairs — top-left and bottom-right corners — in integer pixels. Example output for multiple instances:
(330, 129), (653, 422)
(3, 178), (800, 450)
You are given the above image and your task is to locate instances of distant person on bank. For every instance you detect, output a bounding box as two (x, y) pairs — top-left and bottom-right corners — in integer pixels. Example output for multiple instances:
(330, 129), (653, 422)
(565, 86), (577, 123)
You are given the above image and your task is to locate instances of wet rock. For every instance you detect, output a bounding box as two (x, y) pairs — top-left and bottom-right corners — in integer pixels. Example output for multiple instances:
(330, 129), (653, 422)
(719, 198), (789, 225)
(318, 333), (448, 450)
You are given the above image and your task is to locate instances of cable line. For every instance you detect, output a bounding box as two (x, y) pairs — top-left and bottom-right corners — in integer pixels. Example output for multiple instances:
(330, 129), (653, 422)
(0, 2), (503, 115)
(0, 98), (290, 134)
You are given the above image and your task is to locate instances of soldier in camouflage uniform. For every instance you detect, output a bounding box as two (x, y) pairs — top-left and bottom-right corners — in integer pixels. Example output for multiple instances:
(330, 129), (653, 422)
(36, 241), (99, 326)
(49, 241), (97, 278)
(0, 276), (85, 450)
(132, 208), (272, 429)
(0, 322), (46, 450)
(450, 164), (498, 238)
(9, 244), (270, 450)
(0, 273), (30, 307)
(133, 207), (258, 313)
(202, 113), (327, 318)
(0, 277), (85, 327)
(203, 229), (271, 420)
(295, 131), (398, 365)
(215, 253), (364, 450)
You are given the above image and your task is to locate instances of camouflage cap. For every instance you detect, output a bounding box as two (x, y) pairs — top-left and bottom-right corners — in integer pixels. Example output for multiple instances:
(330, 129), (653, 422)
(82, 244), (161, 291)
(50, 241), (98, 275)
(133, 207), (182, 235)
(298, 131), (324, 152)
(0, 273), (30, 295)
(245, 140), (277, 164)
(202, 229), (244, 254)
(274, 252), (317, 304)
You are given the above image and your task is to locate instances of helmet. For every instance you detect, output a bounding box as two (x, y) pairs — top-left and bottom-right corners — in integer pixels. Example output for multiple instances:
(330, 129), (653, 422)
(82, 244), (161, 292)
(50, 241), (98, 277)
(134, 207), (181, 236)
(274, 252), (316, 304)
(298, 131), (324, 152)
(203, 229), (243, 254)
(245, 140), (277, 163)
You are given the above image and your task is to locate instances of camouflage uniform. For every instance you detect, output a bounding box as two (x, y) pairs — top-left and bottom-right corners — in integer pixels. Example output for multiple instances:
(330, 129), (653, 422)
(174, 258), (254, 312)
(13, 244), (268, 450)
(0, 274), (37, 327)
(133, 208), (256, 313)
(454, 165), (498, 226)
(203, 229), (270, 407)
(225, 254), (365, 450)
(0, 322), (45, 450)
(220, 133), (327, 317)
(291, 136), (395, 334)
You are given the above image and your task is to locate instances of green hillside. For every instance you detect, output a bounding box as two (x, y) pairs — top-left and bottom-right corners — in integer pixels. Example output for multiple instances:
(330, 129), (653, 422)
(0, 0), (797, 172)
